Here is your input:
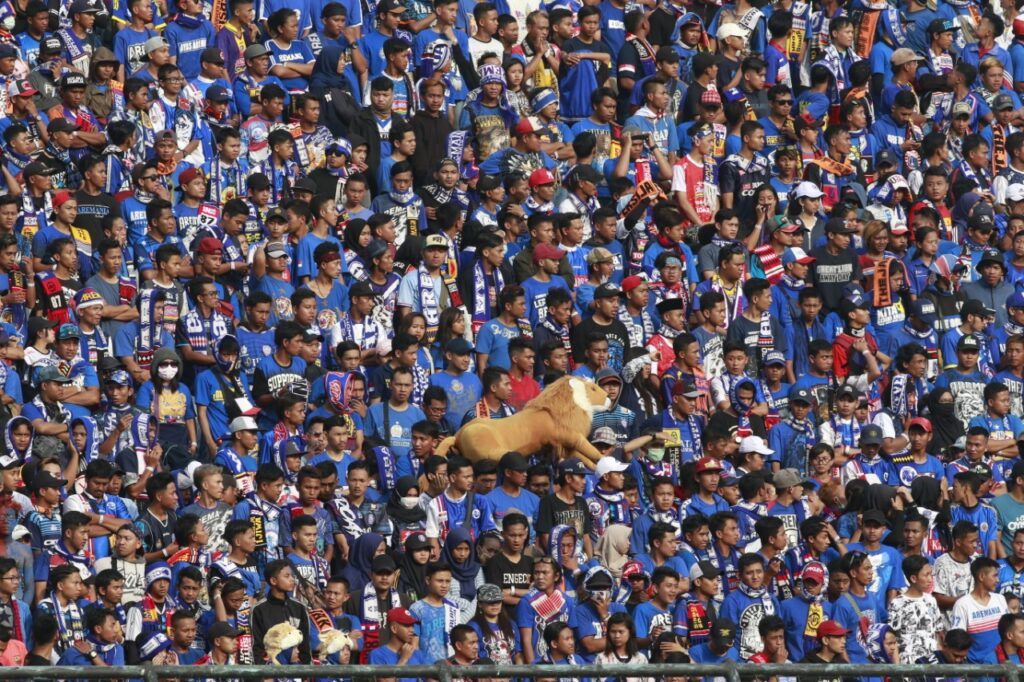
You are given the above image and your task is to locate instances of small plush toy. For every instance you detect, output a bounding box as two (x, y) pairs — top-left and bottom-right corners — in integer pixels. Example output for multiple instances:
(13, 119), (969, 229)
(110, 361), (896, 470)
(264, 622), (304, 665)
(317, 628), (353, 657)
(436, 376), (611, 469)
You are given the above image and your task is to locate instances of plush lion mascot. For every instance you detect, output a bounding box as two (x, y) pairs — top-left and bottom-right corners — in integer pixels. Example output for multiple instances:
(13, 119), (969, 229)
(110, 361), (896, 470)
(264, 622), (304, 665)
(436, 376), (610, 468)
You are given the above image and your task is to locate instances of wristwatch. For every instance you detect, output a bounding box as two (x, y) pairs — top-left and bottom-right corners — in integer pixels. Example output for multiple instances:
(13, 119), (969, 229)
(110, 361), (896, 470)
(88, 650), (98, 660)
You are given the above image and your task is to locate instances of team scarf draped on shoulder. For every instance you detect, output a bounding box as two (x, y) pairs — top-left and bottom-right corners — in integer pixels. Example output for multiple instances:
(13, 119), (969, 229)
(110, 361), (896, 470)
(130, 413), (155, 476)
(137, 288), (161, 371)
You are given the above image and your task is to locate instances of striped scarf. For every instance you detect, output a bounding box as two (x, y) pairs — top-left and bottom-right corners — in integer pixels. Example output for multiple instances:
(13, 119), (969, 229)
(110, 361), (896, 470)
(471, 259), (503, 334)
(753, 244), (784, 284)
(49, 593), (84, 652)
(418, 265), (441, 343)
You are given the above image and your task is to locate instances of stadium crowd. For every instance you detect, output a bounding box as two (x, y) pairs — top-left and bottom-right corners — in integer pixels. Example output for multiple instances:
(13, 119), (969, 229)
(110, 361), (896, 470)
(5, 0), (1024, 676)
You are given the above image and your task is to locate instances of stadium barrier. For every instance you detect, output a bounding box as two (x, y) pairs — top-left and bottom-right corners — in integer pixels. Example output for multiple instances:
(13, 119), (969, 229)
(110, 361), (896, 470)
(6, 661), (1024, 681)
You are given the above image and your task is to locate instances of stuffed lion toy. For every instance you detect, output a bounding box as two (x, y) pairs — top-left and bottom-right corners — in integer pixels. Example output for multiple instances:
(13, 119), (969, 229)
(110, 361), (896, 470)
(317, 628), (353, 657)
(436, 376), (610, 468)
(264, 622), (304, 665)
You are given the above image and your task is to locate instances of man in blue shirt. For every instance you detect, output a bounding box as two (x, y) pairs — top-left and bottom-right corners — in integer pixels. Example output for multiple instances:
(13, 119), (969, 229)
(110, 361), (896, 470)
(367, 606), (430, 675)
(689, 617), (742, 667)
(365, 367), (426, 473)
(476, 284), (527, 371)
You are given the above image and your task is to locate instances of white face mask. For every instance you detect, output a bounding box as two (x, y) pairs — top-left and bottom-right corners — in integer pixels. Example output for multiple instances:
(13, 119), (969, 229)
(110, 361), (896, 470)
(400, 496), (420, 509)
(157, 366), (178, 381)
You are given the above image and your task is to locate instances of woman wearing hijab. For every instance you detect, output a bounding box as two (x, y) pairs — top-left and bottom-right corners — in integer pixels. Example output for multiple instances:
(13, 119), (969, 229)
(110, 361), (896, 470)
(384, 476), (427, 547)
(925, 388), (965, 457)
(396, 531), (431, 602)
(342, 219), (371, 282)
(310, 45), (360, 136)
(595, 525), (632, 581)
(441, 527), (483, 620)
(339, 532), (386, 595)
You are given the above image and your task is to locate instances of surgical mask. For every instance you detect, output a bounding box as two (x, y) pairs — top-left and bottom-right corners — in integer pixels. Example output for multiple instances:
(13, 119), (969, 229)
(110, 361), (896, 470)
(647, 447), (666, 462)
(400, 496), (420, 509)
(157, 366), (178, 381)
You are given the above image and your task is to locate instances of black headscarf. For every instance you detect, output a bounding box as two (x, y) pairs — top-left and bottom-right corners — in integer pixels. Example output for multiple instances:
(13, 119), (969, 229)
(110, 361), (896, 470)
(926, 389), (963, 457)
(385, 476), (426, 526)
(343, 219), (369, 253)
(396, 535), (430, 601)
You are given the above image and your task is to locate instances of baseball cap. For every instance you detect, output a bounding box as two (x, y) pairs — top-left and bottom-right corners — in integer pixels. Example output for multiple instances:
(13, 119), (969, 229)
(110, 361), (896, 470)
(772, 468), (801, 489)
(825, 217), (856, 234)
(968, 212), (996, 232)
(739, 435), (773, 456)
(586, 247), (613, 265)
(476, 584), (503, 604)
(1009, 292), (1024, 309)
(39, 36), (62, 56)
(558, 458), (588, 476)
(423, 234), (448, 250)
(33, 471), (66, 490)
(229, 416), (258, 434)
(208, 622), (239, 640)
(671, 380), (701, 398)
(961, 299), (996, 318)
(717, 23), (745, 40)
(69, 0), (101, 13)
(694, 456), (724, 474)
(889, 222), (910, 236)
(620, 275), (645, 294)
(142, 36), (169, 58)
(265, 206), (288, 223)
(788, 386), (813, 405)
(1007, 184), (1024, 203)
(909, 299), (938, 324)
(445, 338), (474, 355)
(499, 451), (530, 472)
(532, 242), (565, 262)
(860, 424), (884, 446)
(875, 149), (898, 168)
(177, 166), (203, 188)
(386, 607), (418, 625)
(7, 79), (37, 98)
(862, 509), (888, 525)
(582, 566), (615, 591)
(692, 557), (724, 577)
(244, 44), (271, 59)
(106, 369), (132, 387)
(529, 167), (556, 188)
(908, 416), (933, 433)
(593, 282), (622, 299)
(595, 455), (628, 477)
(710, 619), (737, 647)
(265, 241), (288, 258)
(891, 47), (923, 66)
(952, 436), (967, 451)
(763, 350), (787, 367)
(200, 47), (225, 65)
(514, 116), (543, 136)
(48, 117), (80, 134)
(595, 368), (622, 386)
(792, 181), (825, 200)
(801, 560), (827, 586)
(656, 298), (684, 316)
(196, 237), (222, 256)
(37, 366), (73, 384)
(768, 215), (802, 234)
(592, 428), (619, 447)
(994, 93), (1015, 111)
(57, 323), (80, 340)
(372, 554), (397, 573)
(655, 45), (679, 62)
(404, 532), (431, 552)
(10, 525), (29, 541)
(206, 85), (231, 103)
(817, 620), (849, 638)
(927, 17), (960, 33)
(957, 334), (981, 352)
(977, 248), (1005, 270)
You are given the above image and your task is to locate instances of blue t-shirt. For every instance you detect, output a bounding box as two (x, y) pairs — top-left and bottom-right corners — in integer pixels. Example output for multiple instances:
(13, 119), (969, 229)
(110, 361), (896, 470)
(430, 371), (482, 428)
(408, 599), (453, 662)
(265, 38), (315, 92)
(368, 642), (431, 678)
(476, 318), (521, 370)
(844, 542), (907, 597)
(365, 402), (426, 472)
(194, 368), (254, 441)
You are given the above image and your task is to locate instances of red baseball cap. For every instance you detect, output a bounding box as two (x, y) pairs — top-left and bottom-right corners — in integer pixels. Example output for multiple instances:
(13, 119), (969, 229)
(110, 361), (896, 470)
(801, 560), (827, 586)
(386, 607), (419, 626)
(196, 237), (222, 256)
(533, 242), (566, 263)
(694, 456), (724, 474)
(908, 417), (933, 433)
(529, 167), (556, 188)
(52, 189), (73, 209)
(816, 620), (849, 638)
(515, 116), (543, 136)
(178, 166), (203, 188)
(621, 275), (646, 293)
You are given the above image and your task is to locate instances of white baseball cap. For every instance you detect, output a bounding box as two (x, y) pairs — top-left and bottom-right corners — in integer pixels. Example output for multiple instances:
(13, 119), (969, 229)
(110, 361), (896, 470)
(717, 23), (746, 40)
(792, 181), (826, 200)
(1007, 183), (1024, 203)
(738, 435), (774, 456)
(595, 456), (629, 478)
(229, 416), (259, 434)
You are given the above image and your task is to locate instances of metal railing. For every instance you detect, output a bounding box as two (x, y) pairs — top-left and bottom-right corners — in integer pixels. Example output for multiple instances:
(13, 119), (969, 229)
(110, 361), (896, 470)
(5, 662), (1023, 682)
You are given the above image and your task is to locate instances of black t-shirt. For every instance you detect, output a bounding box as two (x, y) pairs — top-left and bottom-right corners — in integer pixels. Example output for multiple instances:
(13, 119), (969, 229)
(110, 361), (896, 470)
(484, 551), (534, 595)
(647, 7), (677, 48)
(809, 246), (862, 313)
(74, 189), (118, 245)
(572, 316), (632, 374)
(536, 493), (593, 538)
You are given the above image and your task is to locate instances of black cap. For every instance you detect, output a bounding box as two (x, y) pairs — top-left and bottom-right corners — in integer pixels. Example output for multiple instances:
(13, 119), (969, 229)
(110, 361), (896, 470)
(875, 149), (898, 168)
(39, 36), (62, 55)
(710, 618), (737, 647)
(205, 85), (231, 103)
(48, 117), (80, 134)
(977, 248), (1005, 271)
(788, 386), (813, 405)
(859, 424), (884, 446)
(499, 451), (530, 472)
(208, 621), (239, 640)
(293, 177), (317, 194)
(960, 299), (996, 319)
(835, 384), (861, 401)
(957, 334), (981, 352)
(558, 458), (588, 476)
(825, 217), (857, 234)
(348, 281), (374, 299)
(33, 471), (66, 490)
(60, 73), (87, 89)
(200, 47), (225, 65)
(372, 554), (397, 573)
(655, 45), (680, 63)
(593, 282), (622, 299)
(968, 213), (995, 232)
(862, 509), (887, 525)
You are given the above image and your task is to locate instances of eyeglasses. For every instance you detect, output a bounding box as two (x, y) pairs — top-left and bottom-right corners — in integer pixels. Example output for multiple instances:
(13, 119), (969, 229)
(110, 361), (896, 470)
(162, 76), (184, 83)
(327, 149), (344, 156)
(775, 100), (793, 106)
(1, 575), (18, 581)
(140, 175), (158, 181)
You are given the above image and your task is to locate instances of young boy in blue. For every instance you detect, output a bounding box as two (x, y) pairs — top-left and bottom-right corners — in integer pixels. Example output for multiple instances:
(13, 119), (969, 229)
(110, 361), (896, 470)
(968, 382), (1024, 458)
(831, 551), (889, 663)
(408, 563), (460, 662)
(719, 554), (781, 660)
(632, 566), (680, 655)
